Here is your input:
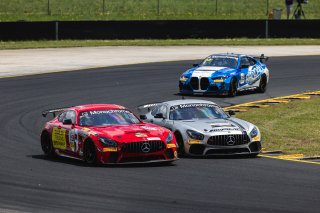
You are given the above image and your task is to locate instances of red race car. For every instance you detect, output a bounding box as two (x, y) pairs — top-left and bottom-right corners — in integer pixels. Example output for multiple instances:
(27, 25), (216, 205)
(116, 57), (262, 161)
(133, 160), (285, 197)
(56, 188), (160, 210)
(41, 104), (178, 165)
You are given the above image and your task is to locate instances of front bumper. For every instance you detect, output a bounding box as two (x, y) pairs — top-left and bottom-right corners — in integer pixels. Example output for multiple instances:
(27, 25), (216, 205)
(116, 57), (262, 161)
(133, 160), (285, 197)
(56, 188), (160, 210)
(185, 141), (262, 156)
(179, 78), (230, 96)
(97, 146), (178, 164)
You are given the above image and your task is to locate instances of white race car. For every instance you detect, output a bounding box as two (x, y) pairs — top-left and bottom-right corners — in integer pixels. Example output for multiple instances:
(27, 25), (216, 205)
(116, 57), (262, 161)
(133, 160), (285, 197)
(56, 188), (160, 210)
(138, 99), (261, 157)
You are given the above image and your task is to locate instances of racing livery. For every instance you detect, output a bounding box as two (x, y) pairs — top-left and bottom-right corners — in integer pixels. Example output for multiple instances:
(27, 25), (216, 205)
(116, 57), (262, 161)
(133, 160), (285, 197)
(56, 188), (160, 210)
(179, 53), (269, 96)
(41, 104), (178, 165)
(138, 99), (261, 157)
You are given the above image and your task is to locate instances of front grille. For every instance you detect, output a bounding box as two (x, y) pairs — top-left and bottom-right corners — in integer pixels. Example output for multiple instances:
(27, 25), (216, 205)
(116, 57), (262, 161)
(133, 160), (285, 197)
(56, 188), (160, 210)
(207, 134), (250, 146)
(122, 141), (165, 153)
(200, 77), (210, 90)
(190, 77), (199, 90)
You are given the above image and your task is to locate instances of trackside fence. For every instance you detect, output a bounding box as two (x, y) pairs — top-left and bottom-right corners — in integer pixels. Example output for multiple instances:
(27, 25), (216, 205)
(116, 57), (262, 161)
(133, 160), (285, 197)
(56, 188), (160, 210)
(0, 20), (319, 41)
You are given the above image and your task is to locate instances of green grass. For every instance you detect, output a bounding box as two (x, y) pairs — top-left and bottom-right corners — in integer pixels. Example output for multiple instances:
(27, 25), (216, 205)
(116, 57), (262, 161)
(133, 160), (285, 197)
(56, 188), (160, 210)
(235, 98), (320, 157)
(1, 38), (320, 50)
(0, 0), (320, 21)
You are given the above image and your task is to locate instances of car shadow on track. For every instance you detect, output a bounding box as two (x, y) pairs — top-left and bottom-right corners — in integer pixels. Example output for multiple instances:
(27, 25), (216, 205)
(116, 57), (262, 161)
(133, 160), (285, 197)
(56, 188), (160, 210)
(29, 154), (177, 168)
(174, 90), (260, 98)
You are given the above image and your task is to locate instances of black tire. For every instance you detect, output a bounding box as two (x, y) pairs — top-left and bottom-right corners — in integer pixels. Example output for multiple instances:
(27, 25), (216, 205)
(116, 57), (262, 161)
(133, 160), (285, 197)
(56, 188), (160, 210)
(249, 153), (259, 158)
(83, 140), (97, 165)
(174, 132), (185, 158)
(41, 131), (54, 156)
(228, 78), (238, 97)
(257, 74), (267, 93)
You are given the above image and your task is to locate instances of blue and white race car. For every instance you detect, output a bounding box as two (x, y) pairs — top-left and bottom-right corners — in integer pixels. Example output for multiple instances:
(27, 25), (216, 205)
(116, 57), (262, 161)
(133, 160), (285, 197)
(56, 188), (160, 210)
(179, 53), (270, 97)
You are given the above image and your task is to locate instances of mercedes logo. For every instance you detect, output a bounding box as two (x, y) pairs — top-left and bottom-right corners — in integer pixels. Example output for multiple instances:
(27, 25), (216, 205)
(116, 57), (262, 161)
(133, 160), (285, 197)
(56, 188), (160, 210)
(226, 136), (236, 146)
(141, 142), (151, 153)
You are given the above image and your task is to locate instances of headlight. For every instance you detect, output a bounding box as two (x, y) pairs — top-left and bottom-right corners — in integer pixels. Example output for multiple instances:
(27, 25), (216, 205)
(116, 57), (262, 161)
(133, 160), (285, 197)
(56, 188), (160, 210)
(99, 137), (118, 147)
(250, 127), (258, 138)
(212, 76), (228, 83)
(166, 132), (173, 143)
(186, 130), (204, 140)
(180, 76), (189, 82)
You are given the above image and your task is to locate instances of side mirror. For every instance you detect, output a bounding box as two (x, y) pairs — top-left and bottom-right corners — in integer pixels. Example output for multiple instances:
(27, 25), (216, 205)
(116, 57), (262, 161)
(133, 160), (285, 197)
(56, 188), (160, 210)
(228, 110), (236, 116)
(154, 113), (164, 119)
(193, 64), (199, 67)
(140, 115), (147, 120)
(63, 119), (73, 125)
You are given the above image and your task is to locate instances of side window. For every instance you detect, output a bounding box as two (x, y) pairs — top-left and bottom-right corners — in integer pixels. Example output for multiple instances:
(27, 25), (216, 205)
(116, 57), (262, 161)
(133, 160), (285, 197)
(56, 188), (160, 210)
(240, 57), (250, 66)
(63, 111), (76, 124)
(248, 57), (257, 66)
(58, 111), (66, 122)
(158, 105), (167, 118)
(151, 105), (161, 116)
(151, 104), (167, 118)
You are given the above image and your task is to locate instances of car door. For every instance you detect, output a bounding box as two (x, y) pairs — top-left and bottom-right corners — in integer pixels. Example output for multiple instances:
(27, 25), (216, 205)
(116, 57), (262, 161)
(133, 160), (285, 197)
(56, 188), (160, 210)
(150, 104), (173, 129)
(238, 56), (251, 88)
(51, 110), (77, 155)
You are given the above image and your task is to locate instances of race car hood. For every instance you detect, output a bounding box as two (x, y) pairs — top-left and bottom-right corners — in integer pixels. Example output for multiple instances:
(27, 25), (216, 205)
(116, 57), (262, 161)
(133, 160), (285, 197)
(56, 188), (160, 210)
(177, 118), (250, 134)
(184, 66), (236, 78)
(85, 123), (168, 143)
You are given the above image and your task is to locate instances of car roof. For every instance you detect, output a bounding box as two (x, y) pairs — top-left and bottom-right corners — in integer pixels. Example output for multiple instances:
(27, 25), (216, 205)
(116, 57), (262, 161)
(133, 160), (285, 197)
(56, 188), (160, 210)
(70, 104), (127, 112)
(162, 99), (217, 107)
(208, 53), (246, 58)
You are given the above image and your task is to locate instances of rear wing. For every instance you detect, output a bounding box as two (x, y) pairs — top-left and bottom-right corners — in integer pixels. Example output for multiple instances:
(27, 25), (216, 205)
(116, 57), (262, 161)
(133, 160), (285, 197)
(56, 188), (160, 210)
(137, 103), (160, 115)
(42, 108), (67, 118)
(253, 54), (269, 63)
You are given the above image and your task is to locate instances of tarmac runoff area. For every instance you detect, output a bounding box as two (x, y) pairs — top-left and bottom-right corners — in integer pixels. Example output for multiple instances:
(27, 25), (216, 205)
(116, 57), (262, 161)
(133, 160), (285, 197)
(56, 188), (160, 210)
(1, 45), (320, 78)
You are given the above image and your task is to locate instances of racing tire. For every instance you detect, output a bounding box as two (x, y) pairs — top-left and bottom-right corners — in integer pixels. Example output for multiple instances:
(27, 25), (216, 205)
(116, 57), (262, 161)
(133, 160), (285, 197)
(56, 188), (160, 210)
(257, 74), (267, 93)
(248, 153), (259, 158)
(228, 78), (238, 97)
(83, 140), (97, 165)
(41, 131), (55, 156)
(174, 132), (185, 158)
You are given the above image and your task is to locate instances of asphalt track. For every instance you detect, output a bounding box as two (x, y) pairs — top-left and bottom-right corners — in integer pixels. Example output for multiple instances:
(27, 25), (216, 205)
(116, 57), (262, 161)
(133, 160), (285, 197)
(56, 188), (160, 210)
(0, 56), (319, 213)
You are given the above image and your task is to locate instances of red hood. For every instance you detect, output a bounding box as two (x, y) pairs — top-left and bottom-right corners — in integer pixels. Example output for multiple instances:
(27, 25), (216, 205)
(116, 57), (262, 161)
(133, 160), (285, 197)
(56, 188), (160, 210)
(86, 123), (169, 143)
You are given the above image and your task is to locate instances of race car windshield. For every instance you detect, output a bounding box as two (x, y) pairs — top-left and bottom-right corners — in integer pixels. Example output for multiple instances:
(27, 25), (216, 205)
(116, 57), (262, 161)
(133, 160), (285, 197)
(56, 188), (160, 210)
(79, 110), (141, 126)
(169, 104), (228, 120)
(201, 56), (238, 68)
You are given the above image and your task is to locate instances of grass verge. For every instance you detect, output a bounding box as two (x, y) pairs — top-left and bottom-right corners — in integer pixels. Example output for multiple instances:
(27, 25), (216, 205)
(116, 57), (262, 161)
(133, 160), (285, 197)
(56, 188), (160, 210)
(1, 38), (320, 50)
(235, 97), (320, 157)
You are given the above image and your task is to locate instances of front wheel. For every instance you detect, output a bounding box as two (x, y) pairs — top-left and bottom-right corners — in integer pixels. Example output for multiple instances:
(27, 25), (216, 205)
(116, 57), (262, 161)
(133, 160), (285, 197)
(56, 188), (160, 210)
(174, 132), (185, 158)
(83, 140), (97, 165)
(228, 78), (238, 97)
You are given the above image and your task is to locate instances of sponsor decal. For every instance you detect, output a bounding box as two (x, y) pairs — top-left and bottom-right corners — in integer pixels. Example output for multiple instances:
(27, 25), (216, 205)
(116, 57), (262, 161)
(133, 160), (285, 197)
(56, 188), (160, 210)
(174, 151), (178, 158)
(252, 135), (261, 141)
(52, 127), (67, 149)
(147, 137), (161, 141)
(142, 103), (158, 108)
(171, 103), (216, 110)
(210, 128), (240, 132)
(188, 139), (201, 144)
(167, 144), (177, 149)
(85, 110), (127, 115)
(135, 133), (147, 137)
(69, 129), (79, 152)
(240, 73), (245, 84)
(140, 126), (158, 131)
(103, 147), (118, 152)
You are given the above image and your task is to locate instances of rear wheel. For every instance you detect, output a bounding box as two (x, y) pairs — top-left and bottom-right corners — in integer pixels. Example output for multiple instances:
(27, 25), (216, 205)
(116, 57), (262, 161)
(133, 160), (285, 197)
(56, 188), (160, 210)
(41, 131), (54, 156)
(257, 74), (267, 93)
(228, 78), (238, 97)
(174, 132), (185, 158)
(83, 140), (97, 165)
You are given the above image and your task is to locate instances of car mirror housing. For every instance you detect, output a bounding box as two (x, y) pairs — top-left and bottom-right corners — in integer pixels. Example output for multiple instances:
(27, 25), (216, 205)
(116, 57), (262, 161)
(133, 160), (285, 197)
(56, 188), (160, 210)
(154, 113), (164, 119)
(140, 115), (147, 120)
(62, 119), (73, 125)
